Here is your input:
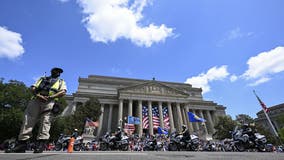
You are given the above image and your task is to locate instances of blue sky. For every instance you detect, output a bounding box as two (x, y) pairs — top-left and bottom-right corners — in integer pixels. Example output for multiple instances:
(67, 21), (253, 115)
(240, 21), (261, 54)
(1, 0), (284, 119)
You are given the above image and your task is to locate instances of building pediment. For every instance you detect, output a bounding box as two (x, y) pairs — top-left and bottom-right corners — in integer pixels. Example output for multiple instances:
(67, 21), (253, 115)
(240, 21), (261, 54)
(118, 81), (188, 97)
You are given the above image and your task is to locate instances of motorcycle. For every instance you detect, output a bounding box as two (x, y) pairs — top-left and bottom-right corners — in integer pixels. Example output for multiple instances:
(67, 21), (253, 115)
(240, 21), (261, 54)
(54, 134), (70, 151)
(143, 138), (163, 151)
(73, 136), (84, 151)
(55, 134), (84, 151)
(232, 126), (267, 152)
(99, 133), (129, 151)
(168, 132), (199, 151)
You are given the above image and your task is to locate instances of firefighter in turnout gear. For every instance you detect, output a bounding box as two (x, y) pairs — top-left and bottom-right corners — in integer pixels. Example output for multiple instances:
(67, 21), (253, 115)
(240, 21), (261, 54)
(6, 67), (67, 153)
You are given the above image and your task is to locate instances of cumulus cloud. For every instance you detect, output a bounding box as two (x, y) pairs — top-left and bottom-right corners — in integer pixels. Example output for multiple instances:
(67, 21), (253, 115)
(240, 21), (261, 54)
(0, 26), (24, 59)
(77, 0), (173, 47)
(248, 77), (271, 86)
(242, 46), (284, 86)
(185, 65), (230, 94)
(230, 74), (238, 82)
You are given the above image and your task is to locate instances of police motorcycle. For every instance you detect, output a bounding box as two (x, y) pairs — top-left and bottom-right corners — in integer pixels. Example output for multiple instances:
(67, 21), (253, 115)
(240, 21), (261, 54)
(54, 134), (70, 151)
(73, 136), (84, 151)
(54, 134), (84, 151)
(231, 126), (267, 152)
(99, 132), (129, 151)
(143, 137), (163, 151)
(168, 131), (199, 151)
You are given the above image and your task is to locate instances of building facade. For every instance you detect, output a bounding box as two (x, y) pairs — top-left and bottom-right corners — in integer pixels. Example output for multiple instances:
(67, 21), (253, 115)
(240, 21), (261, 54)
(63, 75), (226, 138)
(255, 103), (284, 136)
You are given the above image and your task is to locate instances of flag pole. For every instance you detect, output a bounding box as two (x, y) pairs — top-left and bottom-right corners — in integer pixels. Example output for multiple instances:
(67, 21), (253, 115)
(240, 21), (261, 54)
(253, 90), (279, 138)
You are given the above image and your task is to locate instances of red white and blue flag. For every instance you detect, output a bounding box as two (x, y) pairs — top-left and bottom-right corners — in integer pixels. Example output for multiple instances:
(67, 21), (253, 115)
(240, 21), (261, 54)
(163, 106), (170, 129)
(152, 106), (160, 129)
(142, 106), (149, 129)
(254, 90), (270, 113)
(85, 118), (99, 127)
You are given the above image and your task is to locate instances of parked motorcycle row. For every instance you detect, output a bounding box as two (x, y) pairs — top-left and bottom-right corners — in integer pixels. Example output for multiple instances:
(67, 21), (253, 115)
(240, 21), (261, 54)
(2, 127), (283, 152)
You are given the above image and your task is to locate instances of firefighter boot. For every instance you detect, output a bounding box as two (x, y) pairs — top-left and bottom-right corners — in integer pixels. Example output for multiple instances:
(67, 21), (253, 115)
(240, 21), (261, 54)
(33, 140), (46, 153)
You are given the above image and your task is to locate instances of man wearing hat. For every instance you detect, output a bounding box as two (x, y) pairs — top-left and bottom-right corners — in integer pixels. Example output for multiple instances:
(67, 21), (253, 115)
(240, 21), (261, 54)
(7, 67), (67, 153)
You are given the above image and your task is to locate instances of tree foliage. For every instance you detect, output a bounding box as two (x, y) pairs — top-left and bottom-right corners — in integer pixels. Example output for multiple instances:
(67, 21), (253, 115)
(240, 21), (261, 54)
(50, 98), (101, 140)
(235, 114), (254, 125)
(213, 115), (238, 140)
(56, 97), (102, 137)
(0, 79), (32, 142)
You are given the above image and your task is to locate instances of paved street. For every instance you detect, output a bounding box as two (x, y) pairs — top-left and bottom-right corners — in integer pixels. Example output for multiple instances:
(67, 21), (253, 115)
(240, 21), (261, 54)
(0, 151), (283, 160)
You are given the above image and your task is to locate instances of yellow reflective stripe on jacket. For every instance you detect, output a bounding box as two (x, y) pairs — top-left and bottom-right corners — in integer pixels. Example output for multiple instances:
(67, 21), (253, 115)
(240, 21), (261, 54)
(34, 78), (43, 87)
(48, 79), (62, 96)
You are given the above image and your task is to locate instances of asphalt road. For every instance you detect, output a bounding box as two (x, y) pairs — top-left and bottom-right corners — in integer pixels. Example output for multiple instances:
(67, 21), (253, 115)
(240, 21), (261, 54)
(0, 151), (283, 160)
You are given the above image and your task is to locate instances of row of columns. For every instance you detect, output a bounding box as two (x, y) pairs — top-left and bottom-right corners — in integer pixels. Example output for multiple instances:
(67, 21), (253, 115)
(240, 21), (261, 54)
(98, 99), (216, 137)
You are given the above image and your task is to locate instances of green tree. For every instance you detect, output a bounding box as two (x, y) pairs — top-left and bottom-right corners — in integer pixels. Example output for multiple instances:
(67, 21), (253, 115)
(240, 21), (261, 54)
(255, 124), (278, 145)
(0, 79), (32, 142)
(235, 114), (254, 125)
(61, 98), (101, 135)
(279, 128), (284, 143)
(213, 115), (238, 140)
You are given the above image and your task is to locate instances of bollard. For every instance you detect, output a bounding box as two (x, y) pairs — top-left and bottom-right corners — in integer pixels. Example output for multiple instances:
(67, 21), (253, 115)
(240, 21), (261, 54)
(67, 137), (75, 153)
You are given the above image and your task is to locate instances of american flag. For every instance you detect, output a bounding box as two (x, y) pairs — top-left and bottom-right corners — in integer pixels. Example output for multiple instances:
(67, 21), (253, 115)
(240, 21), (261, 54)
(124, 123), (135, 135)
(152, 106), (160, 129)
(85, 118), (99, 127)
(254, 90), (270, 113)
(163, 107), (170, 129)
(142, 106), (149, 129)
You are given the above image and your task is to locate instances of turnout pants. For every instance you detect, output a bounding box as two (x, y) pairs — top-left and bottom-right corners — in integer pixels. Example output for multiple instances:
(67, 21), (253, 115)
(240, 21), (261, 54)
(18, 99), (54, 141)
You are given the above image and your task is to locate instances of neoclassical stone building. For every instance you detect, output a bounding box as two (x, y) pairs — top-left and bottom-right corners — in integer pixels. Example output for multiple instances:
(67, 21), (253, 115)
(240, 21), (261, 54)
(63, 75), (226, 138)
(255, 103), (284, 136)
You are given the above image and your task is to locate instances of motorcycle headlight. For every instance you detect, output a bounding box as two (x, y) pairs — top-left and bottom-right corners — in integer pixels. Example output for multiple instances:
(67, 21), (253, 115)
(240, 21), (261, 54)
(260, 138), (267, 143)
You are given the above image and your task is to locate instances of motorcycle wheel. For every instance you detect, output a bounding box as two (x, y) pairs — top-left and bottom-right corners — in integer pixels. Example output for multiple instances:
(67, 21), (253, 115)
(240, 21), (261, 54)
(190, 144), (198, 151)
(100, 143), (108, 151)
(55, 143), (62, 151)
(235, 142), (246, 152)
(121, 144), (129, 151)
(257, 144), (266, 152)
(169, 143), (178, 151)
(73, 144), (81, 151)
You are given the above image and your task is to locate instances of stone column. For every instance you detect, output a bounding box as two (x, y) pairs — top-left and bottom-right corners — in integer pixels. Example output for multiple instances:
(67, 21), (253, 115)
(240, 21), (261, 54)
(118, 99), (123, 127)
(192, 110), (199, 131)
(199, 110), (208, 135)
(148, 101), (153, 135)
(138, 100), (143, 136)
(176, 103), (183, 132)
(107, 104), (113, 132)
(97, 103), (104, 136)
(158, 101), (164, 129)
(181, 106), (188, 129)
(206, 110), (215, 134)
(128, 99), (133, 116)
(167, 102), (175, 132)
(186, 106), (194, 133)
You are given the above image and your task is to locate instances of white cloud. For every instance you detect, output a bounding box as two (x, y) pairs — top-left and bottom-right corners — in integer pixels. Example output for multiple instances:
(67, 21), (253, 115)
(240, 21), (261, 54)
(0, 26), (24, 59)
(248, 77), (271, 86)
(242, 46), (284, 86)
(185, 65), (230, 94)
(77, 0), (173, 47)
(230, 74), (238, 82)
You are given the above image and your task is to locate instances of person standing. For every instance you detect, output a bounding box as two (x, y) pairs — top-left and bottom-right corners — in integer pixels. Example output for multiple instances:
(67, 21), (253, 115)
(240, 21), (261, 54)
(7, 67), (67, 153)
